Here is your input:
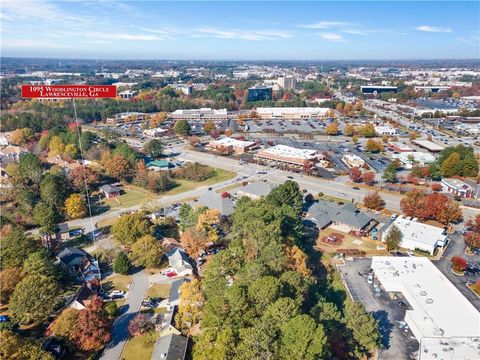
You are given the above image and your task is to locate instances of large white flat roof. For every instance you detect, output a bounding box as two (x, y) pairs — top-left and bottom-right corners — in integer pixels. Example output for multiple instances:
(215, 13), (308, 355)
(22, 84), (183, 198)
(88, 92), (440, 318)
(387, 217), (447, 248)
(256, 107), (329, 115)
(412, 139), (445, 151)
(372, 257), (480, 340)
(210, 137), (255, 148)
(419, 337), (480, 360)
(260, 144), (317, 160)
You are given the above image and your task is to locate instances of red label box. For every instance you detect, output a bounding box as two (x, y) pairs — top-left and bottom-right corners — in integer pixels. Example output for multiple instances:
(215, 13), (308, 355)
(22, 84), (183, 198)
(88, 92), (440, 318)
(21, 85), (117, 98)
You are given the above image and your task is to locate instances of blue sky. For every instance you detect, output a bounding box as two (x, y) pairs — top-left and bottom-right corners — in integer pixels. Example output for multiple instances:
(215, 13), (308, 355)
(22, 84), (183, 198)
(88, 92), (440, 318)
(1, 1), (479, 60)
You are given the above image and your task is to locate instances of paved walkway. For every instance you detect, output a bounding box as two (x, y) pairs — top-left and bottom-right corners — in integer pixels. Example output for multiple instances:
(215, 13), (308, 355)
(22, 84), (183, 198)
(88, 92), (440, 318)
(101, 269), (148, 360)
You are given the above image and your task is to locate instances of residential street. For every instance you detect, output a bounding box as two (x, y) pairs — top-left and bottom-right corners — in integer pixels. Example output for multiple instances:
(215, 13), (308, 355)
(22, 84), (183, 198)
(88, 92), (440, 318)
(100, 269), (148, 360)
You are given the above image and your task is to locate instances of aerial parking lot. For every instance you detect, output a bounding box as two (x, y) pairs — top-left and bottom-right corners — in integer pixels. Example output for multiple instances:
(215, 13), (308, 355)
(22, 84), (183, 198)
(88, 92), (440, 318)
(338, 258), (419, 360)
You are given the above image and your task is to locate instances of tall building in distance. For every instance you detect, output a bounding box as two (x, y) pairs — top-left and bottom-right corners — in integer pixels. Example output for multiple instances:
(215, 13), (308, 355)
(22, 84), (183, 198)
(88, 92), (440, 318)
(278, 76), (296, 90)
(247, 86), (272, 102)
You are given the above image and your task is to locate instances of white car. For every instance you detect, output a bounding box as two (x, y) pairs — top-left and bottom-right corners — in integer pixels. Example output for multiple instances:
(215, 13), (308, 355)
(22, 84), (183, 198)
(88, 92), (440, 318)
(109, 290), (125, 297)
(367, 275), (373, 284)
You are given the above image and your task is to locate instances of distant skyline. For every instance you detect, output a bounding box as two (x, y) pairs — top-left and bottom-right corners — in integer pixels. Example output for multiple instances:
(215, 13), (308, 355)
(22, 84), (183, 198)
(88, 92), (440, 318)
(1, 1), (479, 60)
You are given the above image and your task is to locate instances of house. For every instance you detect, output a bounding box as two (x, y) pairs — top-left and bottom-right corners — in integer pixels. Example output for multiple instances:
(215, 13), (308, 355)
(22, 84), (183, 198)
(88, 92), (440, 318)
(161, 237), (182, 254)
(166, 248), (193, 275)
(0, 145), (28, 165)
(147, 160), (172, 171)
(57, 247), (100, 283)
(307, 201), (375, 235)
(236, 180), (275, 200)
(45, 155), (82, 174)
(57, 247), (88, 270)
(441, 178), (475, 198)
(196, 191), (234, 216)
(69, 285), (97, 310)
(382, 217), (448, 255)
(151, 333), (188, 360)
(99, 184), (121, 199)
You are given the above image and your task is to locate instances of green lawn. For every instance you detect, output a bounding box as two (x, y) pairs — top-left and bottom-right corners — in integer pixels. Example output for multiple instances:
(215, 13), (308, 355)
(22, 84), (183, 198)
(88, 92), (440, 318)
(164, 168), (236, 196)
(102, 185), (156, 210)
(121, 331), (159, 360)
(103, 273), (132, 292)
(147, 283), (171, 299)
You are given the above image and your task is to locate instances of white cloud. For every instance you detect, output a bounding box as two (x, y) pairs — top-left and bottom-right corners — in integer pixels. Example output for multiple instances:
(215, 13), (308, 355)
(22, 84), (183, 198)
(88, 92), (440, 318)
(318, 33), (345, 42)
(196, 28), (292, 41)
(300, 21), (351, 29)
(415, 25), (453, 33)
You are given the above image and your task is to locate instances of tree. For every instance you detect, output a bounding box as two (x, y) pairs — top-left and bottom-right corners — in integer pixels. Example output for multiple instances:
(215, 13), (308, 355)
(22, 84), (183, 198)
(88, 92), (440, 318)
(279, 315), (327, 360)
(266, 180), (303, 216)
(451, 256), (468, 272)
(48, 136), (65, 156)
(382, 163), (398, 183)
(441, 152), (461, 177)
(173, 120), (191, 136)
(365, 139), (384, 153)
(344, 124), (355, 136)
(349, 167), (362, 183)
(74, 296), (111, 351)
(10, 128), (34, 145)
(103, 154), (133, 181)
(351, 135), (359, 144)
(15, 190), (36, 215)
(384, 224), (402, 251)
(0, 227), (39, 269)
(431, 183), (442, 191)
(40, 173), (66, 210)
(359, 123), (376, 137)
(113, 251), (131, 274)
(104, 302), (118, 317)
(0, 330), (54, 360)
(180, 227), (208, 258)
(363, 192), (385, 211)
(464, 231), (480, 250)
(10, 274), (59, 325)
(51, 308), (80, 340)
(64, 143), (79, 159)
(64, 193), (87, 219)
(203, 121), (216, 134)
(143, 139), (163, 159)
(179, 204), (201, 231)
(344, 301), (380, 356)
(175, 278), (205, 332)
(129, 235), (163, 268)
(248, 276), (282, 311)
(23, 251), (57, 278)
(362, 171), (376, 185)
(400, 191), (462, 225)
(33, 202), (58, 234)
(111, 212), (153, 245)
(114, 142), (138, 164)
(285, 245), (311, 277)
(68, 166), (100, 192)
(18, 153), (43, 185)
(0, 268), (23, 304)
(128, 313), (154, 336)
(325, 122), (339, 136)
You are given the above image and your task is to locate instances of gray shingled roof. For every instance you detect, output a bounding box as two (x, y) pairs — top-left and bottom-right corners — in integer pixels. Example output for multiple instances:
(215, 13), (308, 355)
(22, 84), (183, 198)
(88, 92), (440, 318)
(57, 247), (87, 267)
(197, 191), (234, 216)
(307, 201), (373, 230)
(151, 333), (188, 360)
(99, 184), (121, 194)
(237, 181), (275, 198)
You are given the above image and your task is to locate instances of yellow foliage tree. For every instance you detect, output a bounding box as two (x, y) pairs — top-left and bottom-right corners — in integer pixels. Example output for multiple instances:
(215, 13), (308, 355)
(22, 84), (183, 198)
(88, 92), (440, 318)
(325, 122), (339, 136)
(175, 278), (205, 333)
(48, 136), (65, 156)
(285, 245), (311, 277)
(64, 193), (87, 219)
(196, 209), (221, 243)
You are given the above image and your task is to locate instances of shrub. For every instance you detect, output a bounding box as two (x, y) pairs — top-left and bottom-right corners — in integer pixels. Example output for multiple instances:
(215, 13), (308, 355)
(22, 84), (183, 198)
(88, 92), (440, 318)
(451, 256), (468, 272)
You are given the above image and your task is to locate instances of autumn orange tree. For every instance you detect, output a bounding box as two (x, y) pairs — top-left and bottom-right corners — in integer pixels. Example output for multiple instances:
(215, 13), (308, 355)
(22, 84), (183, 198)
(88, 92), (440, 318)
(349, 167), (362, 183)
(180, 227), (208, 258)
(74, 296), (111, 351)
(363, 192), (384, 211)
(68, 166), (100, 192)
(102, 153), (133, 181)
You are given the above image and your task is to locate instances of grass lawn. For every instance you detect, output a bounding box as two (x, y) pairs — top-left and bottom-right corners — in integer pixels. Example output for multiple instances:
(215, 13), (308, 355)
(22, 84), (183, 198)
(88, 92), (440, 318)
(147, 283), (171, 298)
(97, 216), (118, 230)
(215, 182), (243, 193)
(316, 193), (349, 204)
(164, 168), (236, 196)
(315, 227), (386, 256)
(102, 185), (156, 210)
(121, 331), (159, 360)
(103, 273), (132, 292)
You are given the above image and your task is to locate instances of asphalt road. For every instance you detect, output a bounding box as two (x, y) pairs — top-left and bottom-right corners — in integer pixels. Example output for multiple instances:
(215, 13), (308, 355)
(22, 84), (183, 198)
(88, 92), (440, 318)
(101, 269), (148, 360)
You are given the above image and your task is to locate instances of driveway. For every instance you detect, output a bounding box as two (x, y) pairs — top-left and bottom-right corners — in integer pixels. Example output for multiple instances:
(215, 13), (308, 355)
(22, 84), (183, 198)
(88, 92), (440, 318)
(338, 259), (419, 360)
(101, 269), (148, 360)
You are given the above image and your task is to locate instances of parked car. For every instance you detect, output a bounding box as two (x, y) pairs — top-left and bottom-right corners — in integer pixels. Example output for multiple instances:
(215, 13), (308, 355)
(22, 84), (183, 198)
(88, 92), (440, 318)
(367, 275), (373, 284)
(373, 284), (382, 293)
(352, 186), (360, 190)
(166, 271), (177, 277)
(109, 290), (125, 297)
(397, 300), (407, 307)
(287, 176), (294, 179)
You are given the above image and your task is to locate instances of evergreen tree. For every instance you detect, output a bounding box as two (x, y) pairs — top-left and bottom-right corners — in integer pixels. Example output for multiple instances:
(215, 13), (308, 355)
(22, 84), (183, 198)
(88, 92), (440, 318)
(112, 251), (131, 274)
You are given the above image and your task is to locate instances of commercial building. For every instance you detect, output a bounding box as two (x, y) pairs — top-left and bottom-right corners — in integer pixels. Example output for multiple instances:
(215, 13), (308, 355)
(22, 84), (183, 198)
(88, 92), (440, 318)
(256, 107), (330, 120)
(118, 90), (137, 99)
(342, 154), (366, 168)
(170, 108), (228, 121)
(413, 85), (450, 93)
(247, 86), (272, 102)
(361, 86), (398, 94)
(441, 178), (475, 199)
(255, 144), (319, 166)
(412, 139), (445, 153)
(392, 152), (436, 169)
(207, 137), (256, 154)
(371, 257), (480, 360)
(106, 112), (146, 125)
(382, 217), (448, 255)
(143, 127), (169, 137)
(388, 142), (413, 153)
(278, 76), (296, 90)
(374, 125), (397, 136)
